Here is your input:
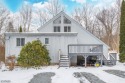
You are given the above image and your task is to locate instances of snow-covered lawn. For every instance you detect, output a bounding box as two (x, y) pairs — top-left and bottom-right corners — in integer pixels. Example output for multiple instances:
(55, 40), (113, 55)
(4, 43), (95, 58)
(0, 62), (125, 83)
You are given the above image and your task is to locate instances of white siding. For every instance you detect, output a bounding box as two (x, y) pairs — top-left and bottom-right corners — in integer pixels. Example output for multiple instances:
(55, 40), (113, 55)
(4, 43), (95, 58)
(5, 12), (109, 64)
(5, 35), (77, 63)
(71, 23), (109, 59)
(39, 14), (109, 59)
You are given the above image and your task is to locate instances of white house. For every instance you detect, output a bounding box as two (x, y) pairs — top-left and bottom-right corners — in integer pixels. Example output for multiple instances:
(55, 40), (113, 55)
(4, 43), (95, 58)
(5, 11), (111, 67)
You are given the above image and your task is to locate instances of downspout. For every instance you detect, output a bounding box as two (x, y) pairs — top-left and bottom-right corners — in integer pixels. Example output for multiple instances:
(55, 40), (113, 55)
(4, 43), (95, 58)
(5, 34), (10, 56)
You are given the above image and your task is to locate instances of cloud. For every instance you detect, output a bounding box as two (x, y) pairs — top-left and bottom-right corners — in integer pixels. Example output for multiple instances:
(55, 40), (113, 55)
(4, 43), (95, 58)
(33, 2), (50, 9)
(93, 0), (115, 9)
(71, 0), (86, 4)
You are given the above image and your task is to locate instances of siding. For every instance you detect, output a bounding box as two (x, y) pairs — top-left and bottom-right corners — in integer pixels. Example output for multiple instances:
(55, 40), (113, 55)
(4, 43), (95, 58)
(5, 35), (77, 63)
(38, 14), (109, 59)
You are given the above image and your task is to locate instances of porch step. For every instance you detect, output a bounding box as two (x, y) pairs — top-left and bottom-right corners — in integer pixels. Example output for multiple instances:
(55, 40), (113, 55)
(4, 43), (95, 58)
(59, 55), (70, 67)
(60, 55), (68, 58)
(60, 59), (69, 62)
(60, 57), (69, 59)
(59, 62), (70, 67)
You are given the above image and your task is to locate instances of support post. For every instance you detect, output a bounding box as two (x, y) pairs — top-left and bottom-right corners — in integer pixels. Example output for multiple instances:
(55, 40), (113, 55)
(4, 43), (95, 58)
(100, 55), (103, 67)
(85, 55), (87, 67)
(68, 45), (70, 67)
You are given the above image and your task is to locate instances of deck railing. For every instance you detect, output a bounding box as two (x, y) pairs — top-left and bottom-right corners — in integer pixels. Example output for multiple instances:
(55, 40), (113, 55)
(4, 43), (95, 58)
(68, 44), (103, 54)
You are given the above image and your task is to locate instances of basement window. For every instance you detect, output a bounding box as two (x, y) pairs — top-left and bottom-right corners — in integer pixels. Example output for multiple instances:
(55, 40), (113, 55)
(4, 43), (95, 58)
(16, 38), (25, 46)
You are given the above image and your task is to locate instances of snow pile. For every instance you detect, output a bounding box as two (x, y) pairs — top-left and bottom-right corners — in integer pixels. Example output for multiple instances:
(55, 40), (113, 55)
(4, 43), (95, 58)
(0, 62), (8, 72)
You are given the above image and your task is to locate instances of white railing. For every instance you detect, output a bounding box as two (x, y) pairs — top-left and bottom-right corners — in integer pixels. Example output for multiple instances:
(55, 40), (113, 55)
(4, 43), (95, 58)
(68, 44), (103, 54)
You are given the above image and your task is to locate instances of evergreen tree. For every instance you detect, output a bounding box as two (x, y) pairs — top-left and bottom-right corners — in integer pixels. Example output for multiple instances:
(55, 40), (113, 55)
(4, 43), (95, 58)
(119, 0), (125, 62)
(17, 40), (51, 68)
(19, 26), (22, 32)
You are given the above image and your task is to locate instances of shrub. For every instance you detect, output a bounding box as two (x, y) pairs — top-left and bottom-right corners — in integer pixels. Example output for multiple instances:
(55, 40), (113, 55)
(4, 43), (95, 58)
(119, 52), (125, 63)
(17, 40), (51, 68)
(6, 55), (16, 71)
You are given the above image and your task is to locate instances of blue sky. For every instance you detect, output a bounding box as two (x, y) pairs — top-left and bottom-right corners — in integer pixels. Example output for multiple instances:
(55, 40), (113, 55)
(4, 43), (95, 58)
(1, 0), (114, 12)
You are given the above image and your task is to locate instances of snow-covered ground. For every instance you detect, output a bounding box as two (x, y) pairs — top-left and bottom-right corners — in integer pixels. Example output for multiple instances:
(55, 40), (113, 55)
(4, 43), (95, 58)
(0, 62), (125, 83)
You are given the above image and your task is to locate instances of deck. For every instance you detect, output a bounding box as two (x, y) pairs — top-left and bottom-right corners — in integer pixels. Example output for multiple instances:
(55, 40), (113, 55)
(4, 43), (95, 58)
(68, 44), (103, 67)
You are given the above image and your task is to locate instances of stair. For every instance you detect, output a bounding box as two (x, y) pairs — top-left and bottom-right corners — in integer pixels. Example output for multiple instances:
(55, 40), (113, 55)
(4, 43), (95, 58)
(59, 55), (70, 67)
(103, 54), (116, 66)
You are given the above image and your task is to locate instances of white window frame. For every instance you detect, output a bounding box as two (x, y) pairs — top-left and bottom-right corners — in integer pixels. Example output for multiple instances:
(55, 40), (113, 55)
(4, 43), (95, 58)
(64, 26), (71, 32)
(53, 16), (61, 24)
(54, 26), (60, 32)
(63, 16), (71, 24)
(16, 38), (25, 46)
(45, 38), (49, 45)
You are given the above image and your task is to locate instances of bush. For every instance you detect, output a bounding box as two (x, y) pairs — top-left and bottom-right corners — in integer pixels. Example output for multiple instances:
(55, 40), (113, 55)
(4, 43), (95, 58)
(17, 40), (51, 68)
(119, 52), (125, 63)
(6, 55), (16, 71)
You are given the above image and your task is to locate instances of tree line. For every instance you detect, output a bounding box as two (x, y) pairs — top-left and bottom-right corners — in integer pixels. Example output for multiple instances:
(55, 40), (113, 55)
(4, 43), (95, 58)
(0, 0), (121, 52)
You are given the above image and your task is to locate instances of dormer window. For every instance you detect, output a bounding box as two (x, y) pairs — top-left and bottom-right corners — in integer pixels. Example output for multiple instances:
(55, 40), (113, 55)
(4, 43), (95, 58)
(54, 26), (60, 32)
(64, 16), (71, 24)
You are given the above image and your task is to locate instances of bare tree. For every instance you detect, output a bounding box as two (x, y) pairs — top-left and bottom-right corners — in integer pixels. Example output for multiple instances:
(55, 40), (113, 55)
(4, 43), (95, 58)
(46, 0), (64, 16)
(96, 7), (118, 50)
(37, 10), (50, 27)
(91, 0), (121, 51)
(72, 4), (96, 34)
(72, 0), (121, 51)
(0, 4), (10, 46)
(113, 0), (122, 52)
(36, 0), (64, 27)
(72, 8), (83, 24)
(0, 4), (9, 33)
(20, 4), (32, 32)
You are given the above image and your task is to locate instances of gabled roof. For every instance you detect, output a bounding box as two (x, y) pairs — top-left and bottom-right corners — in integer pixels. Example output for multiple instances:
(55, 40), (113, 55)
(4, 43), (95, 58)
(37, 11), (64, 31)
(38, 11), (110, 48)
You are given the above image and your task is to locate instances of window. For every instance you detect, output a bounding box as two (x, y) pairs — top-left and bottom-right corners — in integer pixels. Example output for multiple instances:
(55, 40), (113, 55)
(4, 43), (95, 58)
(54, 26), (60, 32)
(16, 38), (25, 46)
(45, 38), (49, 44)
(64, 16), (71, 24)
(53, 16), (61, 24)
(64, 26), (71, 32)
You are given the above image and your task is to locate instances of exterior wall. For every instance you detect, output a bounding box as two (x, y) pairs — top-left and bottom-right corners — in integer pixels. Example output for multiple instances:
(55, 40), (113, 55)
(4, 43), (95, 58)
(39, 22), (53, 32)
(5, 35), (77, 63)
(71, 23), (109, 59)
(5, 12), (109, 65)
(38, 14), (109, 64)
